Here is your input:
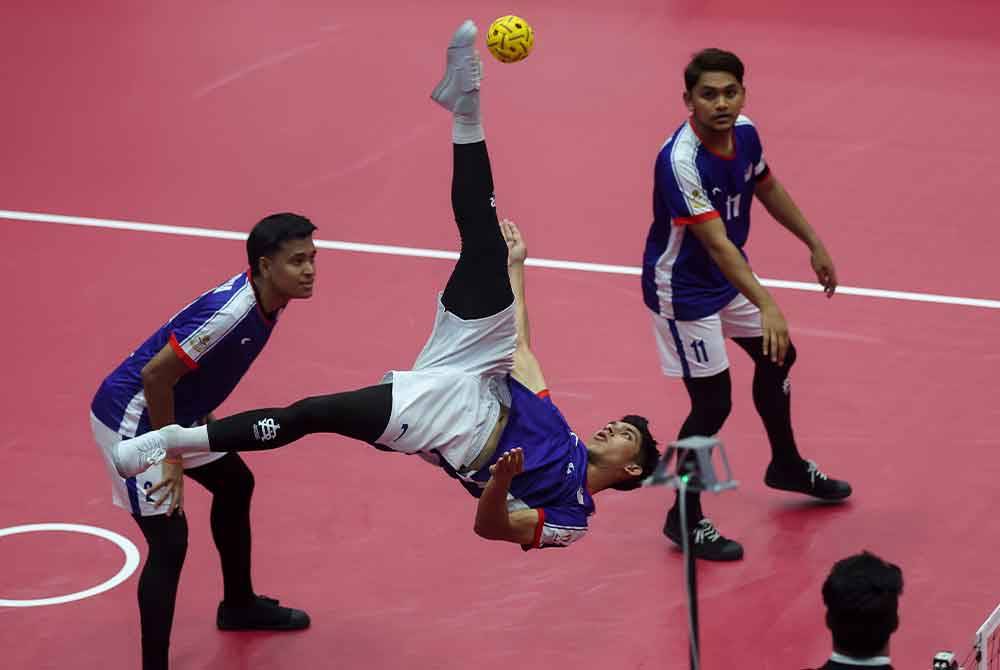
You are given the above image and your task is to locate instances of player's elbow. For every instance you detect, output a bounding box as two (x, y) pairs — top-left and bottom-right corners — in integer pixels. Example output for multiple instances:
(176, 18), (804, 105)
(473, 521), (506, 541)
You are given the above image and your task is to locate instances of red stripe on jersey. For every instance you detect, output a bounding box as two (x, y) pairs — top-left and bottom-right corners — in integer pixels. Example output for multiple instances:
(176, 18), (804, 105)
(674, 210), (721, 226)
(532, 509), (545, 548)
(168, 333), (199, 371)
(537, 389), (551, 399)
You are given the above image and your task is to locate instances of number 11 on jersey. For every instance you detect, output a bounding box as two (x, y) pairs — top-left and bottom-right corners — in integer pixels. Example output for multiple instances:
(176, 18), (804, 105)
(725, 194), (742, 221)
(690, 339), (709, 363)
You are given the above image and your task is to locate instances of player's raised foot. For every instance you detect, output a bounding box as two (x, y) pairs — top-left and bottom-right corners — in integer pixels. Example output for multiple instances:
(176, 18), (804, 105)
(430, 19), (481, 115)
(664, 511), (744, 562)
(217, 595), (310, 631)
(112, 429), (169, 478)
(764, 458), (852, 501)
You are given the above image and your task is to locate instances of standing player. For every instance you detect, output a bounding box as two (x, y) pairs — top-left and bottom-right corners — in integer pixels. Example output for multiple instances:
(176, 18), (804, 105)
(91, 213), (315, 670)
(641, 49), (852, 561)
(111, 20), (661, 552)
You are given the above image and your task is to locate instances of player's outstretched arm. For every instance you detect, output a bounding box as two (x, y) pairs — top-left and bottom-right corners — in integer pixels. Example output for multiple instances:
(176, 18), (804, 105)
(140, 344), (194, 515)
(501, 219), (547, 393)
(754, 175), (838, 297)
(473, 448), (540, 546)
(688, 217), (790, 365)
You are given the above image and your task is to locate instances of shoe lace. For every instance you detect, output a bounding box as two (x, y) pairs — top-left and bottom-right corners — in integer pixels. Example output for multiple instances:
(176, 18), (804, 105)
(806, 460), (829, 486)
(694, 518), (721, 544)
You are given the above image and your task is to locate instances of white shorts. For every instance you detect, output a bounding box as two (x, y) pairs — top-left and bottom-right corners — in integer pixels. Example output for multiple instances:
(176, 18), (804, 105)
(651, 293), (763, 378)
(91, 412), (225, 517)
(375, 295), (517, 471)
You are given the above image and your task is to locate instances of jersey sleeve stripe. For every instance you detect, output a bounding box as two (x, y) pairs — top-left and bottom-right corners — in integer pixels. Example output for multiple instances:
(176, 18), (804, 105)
(670, 128), (718, 216)
(179, 285), (256, 362)
(536, 389), (551, 399)
(168, 332), (198, 370)
(674, 210), (721, 225)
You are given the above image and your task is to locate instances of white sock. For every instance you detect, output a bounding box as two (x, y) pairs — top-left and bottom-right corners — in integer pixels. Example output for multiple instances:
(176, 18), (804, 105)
(452, 115), (483, 144)
(162, 424), (211, 456)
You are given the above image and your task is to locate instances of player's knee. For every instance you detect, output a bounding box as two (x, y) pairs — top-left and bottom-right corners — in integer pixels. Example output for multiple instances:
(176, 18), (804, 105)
(228, 457), (255, 502)
(685, 390), (731, 436)
(699, 395), (732, 435)
(678, 377), (731, 438)
(784, 342), (797, 370)
(212, 454), (255, 504)
(152, 516), (189, 566)
(758, 341), (797, 377)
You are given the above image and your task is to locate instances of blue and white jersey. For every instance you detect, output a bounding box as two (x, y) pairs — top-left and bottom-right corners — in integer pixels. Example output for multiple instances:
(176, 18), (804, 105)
(468, 377), (595, 551)
(642, 115), (771, 320)
(91, 271), (277, 437)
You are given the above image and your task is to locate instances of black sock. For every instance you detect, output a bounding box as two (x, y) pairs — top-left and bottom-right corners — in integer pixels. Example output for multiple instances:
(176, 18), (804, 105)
(185, 453), (256, 606)
(206, 384), (393, 452)
(133, 514), (188, 670)
(733, 337), (804, 468)
(441, 141), (513, 319)
(669, 371), (732, 527)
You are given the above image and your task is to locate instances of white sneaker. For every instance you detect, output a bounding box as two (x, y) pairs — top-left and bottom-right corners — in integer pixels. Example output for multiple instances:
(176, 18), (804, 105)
(113, 430), (167, 478)
(430, 20), (481, 115)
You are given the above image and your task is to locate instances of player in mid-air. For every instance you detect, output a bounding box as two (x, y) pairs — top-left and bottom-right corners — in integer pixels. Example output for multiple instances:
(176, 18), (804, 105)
(112, 20), (660, 551)
(91, 213), (315, 669)
(641, 48), (852, 561)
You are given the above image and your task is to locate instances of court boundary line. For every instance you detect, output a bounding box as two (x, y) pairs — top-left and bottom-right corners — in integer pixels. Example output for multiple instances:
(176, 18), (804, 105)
(4, 208), (998, 310)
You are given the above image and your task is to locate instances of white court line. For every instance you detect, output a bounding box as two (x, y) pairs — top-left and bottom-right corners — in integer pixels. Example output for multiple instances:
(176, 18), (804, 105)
(3, 208), (999, 310)
(0, 523), (140, 607)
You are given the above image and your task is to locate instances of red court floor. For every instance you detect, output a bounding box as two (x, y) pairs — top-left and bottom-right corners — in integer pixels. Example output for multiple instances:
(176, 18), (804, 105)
(2, 2), (999, 669)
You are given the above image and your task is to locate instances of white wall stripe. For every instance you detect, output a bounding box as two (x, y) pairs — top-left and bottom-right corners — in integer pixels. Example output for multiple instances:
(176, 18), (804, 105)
(3, 209), (998, 310)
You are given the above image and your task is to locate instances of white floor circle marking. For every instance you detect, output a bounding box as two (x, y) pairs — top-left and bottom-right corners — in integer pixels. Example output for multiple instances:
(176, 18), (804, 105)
(0, 523), (140, 607)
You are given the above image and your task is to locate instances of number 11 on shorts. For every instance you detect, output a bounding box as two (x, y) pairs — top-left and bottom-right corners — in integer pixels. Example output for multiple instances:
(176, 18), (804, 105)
(690, 339), (709, 363)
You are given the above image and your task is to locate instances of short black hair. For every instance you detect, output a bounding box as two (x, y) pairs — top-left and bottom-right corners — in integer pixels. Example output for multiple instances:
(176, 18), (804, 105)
(822, 551), (904, 658)
(247, 212), (316, 276)
(611, 414), (660, 491)
(684, 48), (745, 92)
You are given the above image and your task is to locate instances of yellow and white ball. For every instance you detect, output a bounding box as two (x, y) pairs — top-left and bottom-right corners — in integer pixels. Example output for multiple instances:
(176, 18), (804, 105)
(486, 15), (534, 63)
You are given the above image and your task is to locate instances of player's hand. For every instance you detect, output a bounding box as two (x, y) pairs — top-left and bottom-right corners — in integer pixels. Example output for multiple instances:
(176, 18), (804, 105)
(489, 448), (524, 485)
(810, 245), (838, 298)
(500, 219), (527, 266)
(149, 459), (184, 516)
(760, 303), (790, 366)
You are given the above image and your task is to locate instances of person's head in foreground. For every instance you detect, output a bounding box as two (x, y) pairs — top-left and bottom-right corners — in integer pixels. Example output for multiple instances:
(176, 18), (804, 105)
(823, 551), (904, 659)
(683, 48), (746, 135)
(585, 415), (660, 491)
(247, 212), (318, 303)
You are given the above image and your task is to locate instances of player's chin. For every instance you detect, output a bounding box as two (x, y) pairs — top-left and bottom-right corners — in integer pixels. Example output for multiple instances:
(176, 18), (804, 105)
(296, 284), (315, 298)
(711, 116), (735, 130)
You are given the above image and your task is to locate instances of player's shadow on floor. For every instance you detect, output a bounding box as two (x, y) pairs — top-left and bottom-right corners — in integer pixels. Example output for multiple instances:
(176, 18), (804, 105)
(763, 497), (853, 550)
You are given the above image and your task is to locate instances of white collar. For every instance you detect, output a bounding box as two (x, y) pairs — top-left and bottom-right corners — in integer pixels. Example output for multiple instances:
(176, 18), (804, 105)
(830, 652), (891, 666)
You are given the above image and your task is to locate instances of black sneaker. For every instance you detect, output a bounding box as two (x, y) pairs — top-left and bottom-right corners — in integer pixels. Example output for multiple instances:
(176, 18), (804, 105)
(663, 511), (744, 562)
(765, 459), (852, 501)
(217, 595), (310, 631)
